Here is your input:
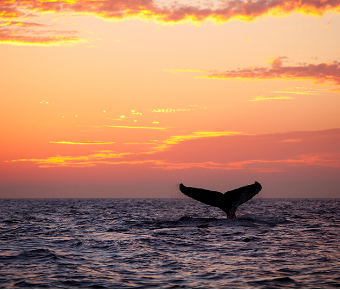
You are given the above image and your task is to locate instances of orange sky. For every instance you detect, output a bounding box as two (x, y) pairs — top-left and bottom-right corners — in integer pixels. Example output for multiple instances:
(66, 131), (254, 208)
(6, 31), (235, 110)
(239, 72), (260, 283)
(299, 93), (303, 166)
(1, 0), (340, 198)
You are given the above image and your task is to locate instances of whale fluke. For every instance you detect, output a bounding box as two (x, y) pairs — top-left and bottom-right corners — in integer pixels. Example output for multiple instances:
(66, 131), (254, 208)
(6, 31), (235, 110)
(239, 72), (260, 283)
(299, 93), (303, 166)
(179, 182), (262, 219)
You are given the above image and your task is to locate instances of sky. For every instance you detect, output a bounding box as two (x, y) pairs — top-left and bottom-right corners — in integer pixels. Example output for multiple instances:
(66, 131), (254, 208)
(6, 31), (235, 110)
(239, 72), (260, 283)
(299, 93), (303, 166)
(1, 0), (340, 198)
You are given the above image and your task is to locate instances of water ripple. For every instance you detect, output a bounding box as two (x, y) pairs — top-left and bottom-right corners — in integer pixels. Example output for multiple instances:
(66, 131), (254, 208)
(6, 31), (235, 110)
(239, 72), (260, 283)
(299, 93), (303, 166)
(0, 198), (339, 288)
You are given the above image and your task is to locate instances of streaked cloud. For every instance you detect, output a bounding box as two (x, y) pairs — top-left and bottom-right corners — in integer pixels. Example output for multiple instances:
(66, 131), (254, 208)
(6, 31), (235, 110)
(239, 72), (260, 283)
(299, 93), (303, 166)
(200, 57), (340, 90)
(0, 21), (43, 27)
(5, 131), (241, 167)
(151, 161), (242, 170)
(5, 129), (340, 172)
(280, 139), (302, 143)
(0, 4), (85, 46)
(152, 131), (242, 152)
(124, 142), (157, 145)
(270, 86), (327, 95)
(151, 108), (193, 113)
(149, 129), (340, 172)
(250, 168), (286, 173)
(248, 96), (294, 101)
(50, 141), (116, 145)
(0, 5), (24, 20)
(164, 69), (206, 73)
(151, 154), (340, 171)
(270, 90), (318, 95)
(105, 125), (167, 130)
(0, 26), (85, 46)
(6, 151), (132, 168)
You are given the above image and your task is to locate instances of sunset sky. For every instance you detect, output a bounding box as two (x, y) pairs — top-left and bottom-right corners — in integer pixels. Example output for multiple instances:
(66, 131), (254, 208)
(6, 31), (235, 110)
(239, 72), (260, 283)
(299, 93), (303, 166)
(1, 0), (340, 198)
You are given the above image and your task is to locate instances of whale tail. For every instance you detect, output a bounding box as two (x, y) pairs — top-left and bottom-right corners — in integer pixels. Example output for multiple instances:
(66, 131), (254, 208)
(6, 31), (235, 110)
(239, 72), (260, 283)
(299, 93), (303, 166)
(179, 182), (262, 219)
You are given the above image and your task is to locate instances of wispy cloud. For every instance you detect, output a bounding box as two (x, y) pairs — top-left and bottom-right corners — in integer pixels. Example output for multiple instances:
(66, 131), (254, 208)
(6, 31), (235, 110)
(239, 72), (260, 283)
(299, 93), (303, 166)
(164, 69), (206, 73)
(270, 90), (318, 95)
(280, 139), (302, 143)
(0, 26), (85, 46)
(105, 125), (167, 130)
(5, 151), (132, 168)
(5, 131), (242, 167)
(150, 129), (340, 171)
(152, 154), (340, 171)
(200, 57), (340, 90)
(0, 5), (24, 20)
(5, 129), (340, 171)
(0, 4), (85, 46)
(248, 96), (294, 101)
(50, 141), (116, 145)
(152, 131), (242, 152)
(0, 21), (43, 27)
(151, 108), (194, 113)
(0, 36), (84, 46)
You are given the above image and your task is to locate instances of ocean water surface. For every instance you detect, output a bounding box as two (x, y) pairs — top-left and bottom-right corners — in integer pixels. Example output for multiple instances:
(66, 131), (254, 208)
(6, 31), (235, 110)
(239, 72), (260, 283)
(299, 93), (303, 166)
(0, 198), (339, 288)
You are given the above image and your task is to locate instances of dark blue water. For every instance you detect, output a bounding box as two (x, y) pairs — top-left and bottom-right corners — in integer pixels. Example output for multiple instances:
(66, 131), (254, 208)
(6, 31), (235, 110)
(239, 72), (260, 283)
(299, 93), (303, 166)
(0, 198), (339, 288)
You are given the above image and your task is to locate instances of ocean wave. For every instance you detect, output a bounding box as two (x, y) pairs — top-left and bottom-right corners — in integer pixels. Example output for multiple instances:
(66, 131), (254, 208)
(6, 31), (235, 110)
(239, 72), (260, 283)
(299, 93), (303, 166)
(0, 198), (339, 288)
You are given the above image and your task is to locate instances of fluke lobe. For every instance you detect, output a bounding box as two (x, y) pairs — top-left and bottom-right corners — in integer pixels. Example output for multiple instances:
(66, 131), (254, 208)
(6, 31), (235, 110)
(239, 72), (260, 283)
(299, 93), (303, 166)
(179, 182), (262, 219)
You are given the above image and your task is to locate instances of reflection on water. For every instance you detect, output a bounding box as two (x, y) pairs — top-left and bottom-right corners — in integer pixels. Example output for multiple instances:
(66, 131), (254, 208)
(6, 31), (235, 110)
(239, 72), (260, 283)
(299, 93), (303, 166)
(0, 198), (339, 288)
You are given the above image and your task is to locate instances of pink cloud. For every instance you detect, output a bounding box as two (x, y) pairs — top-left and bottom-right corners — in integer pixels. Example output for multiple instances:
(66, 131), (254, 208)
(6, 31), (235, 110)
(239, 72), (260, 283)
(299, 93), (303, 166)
(6, 129), (340, 174)
(200, 57), (340, 89)
(0, 27), (84, 46)
(2, 128), (340, 198)
(2, 0), (340, 24)
(2, 0), (340, 45)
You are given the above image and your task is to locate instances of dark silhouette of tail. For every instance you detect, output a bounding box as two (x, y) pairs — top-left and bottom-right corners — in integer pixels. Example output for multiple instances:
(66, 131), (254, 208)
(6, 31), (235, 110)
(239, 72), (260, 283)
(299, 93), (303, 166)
(179, 182), (262, 219)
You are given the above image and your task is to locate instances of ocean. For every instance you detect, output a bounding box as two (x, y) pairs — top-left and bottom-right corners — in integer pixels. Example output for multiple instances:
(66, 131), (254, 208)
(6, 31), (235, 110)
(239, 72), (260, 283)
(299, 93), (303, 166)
(0, 198), (339, 288)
